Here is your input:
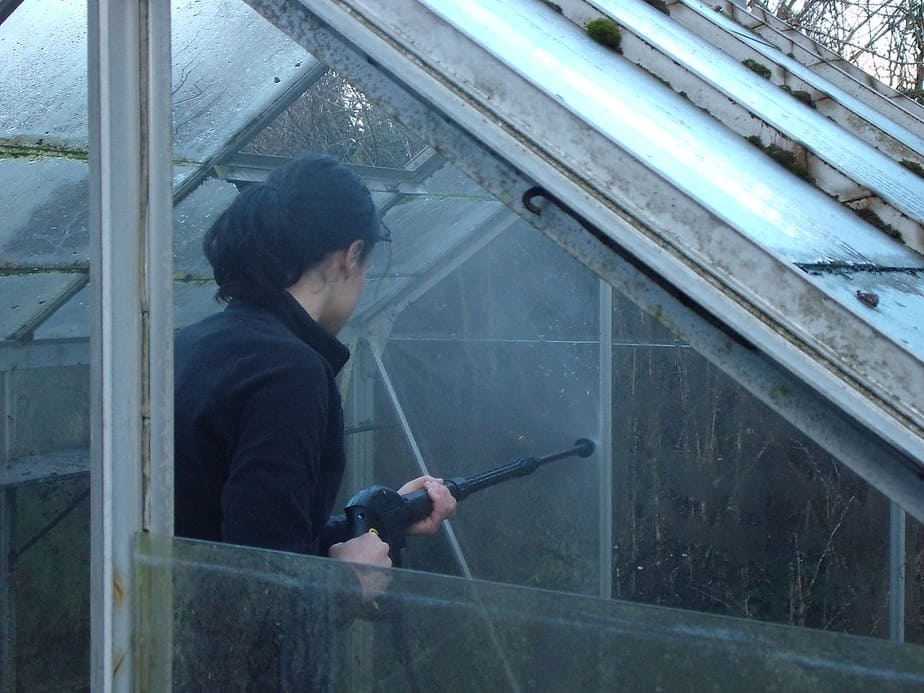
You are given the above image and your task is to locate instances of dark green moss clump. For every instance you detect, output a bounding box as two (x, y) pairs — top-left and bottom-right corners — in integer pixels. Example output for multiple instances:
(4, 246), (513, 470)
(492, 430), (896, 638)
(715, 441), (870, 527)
(853, 207), (902, 240)
(780, 85), (816, 108)
(765, 144), (812, 181)
(540, 0), (562, 13)
(900, 159), (924, 178)
(746, 136), (813, 183)
(742, 58), (771, 79)
(587, 18), (623, 53)
(0, 141), (88, 162)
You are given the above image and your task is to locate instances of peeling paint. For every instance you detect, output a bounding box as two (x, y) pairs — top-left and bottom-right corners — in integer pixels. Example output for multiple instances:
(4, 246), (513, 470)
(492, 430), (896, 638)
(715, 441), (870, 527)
(113, 650), (126, 676)
(114, 573), (125, 608)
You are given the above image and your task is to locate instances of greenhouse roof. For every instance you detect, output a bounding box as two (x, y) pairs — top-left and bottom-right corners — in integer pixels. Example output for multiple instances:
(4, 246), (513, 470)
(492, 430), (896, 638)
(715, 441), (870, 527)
(1, 0), (923, 474)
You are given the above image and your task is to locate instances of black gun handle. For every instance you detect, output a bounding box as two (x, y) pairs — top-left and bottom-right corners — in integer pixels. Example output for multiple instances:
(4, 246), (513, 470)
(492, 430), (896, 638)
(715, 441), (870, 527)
(345, 505), (373, 536)
(400, 488), (436, 525)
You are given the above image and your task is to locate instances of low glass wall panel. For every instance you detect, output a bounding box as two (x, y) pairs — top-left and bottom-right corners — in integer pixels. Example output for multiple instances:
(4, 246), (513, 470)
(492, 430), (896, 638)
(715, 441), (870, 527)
(1, 366), (91, 691)
(137, 534), (924, 691)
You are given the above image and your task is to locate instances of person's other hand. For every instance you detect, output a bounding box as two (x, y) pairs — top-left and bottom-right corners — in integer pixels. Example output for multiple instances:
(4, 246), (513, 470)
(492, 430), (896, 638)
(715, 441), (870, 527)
(329, 532), (392, 600)
(397, 475), (458, 536)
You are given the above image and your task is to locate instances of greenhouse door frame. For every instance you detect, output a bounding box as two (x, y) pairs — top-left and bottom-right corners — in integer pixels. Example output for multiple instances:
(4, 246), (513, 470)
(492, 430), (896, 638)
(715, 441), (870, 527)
(87, 2), (174, 692)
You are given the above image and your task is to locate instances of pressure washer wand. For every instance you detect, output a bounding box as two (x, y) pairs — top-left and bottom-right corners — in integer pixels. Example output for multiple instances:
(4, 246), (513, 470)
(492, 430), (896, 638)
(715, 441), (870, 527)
(443, 437), (595, 501)
(344, 438), (595, 561)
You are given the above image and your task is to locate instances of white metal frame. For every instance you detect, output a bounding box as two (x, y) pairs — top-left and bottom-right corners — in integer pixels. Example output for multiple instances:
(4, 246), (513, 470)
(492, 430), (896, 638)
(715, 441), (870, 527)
(87, 2), (173, 691)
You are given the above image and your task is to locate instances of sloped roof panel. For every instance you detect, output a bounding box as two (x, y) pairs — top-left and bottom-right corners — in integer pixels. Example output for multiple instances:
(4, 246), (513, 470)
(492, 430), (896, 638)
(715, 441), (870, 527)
(670, 0), (924, 156)
(169, 1), (316, 162)
(0, 1), (87, 146)
(419, 0), (924, 274)
(0, 0), (315, 159)
(0, 157), (89, 267)
(592, 0), (924, 225)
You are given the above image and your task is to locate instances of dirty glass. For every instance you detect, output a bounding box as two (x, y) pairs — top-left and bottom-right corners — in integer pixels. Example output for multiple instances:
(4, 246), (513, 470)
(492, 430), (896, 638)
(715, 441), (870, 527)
(907, 515), (924, 642)
(0, 1), (92, 691)
(607, 295), (892, 637)
(367, 223), (602, 595)
(137, 534), (924, 691)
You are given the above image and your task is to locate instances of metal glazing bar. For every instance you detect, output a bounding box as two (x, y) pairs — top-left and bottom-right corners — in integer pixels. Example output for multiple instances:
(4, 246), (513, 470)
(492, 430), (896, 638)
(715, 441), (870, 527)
(366, 337), (472, 579)
(890, 502), (906, 643)
(145, 0), (175, 538)
(8, 273), (88, 343)
(0, 487), (15, 693)
(2, 369), (11, 462)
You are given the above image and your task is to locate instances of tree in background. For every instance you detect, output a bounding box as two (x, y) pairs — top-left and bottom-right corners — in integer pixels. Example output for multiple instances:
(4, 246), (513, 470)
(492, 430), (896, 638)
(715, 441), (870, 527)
(763, 0), (924, 101)
(245, 71), (426, 168)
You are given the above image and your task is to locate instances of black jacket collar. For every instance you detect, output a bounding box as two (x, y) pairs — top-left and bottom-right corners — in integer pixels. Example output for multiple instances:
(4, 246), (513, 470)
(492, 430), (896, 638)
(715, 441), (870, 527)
(228, 291), (351, 374)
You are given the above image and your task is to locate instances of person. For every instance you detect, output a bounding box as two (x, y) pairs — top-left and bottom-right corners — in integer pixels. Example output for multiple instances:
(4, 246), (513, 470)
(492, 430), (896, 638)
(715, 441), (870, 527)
(172, 152), (457, 688)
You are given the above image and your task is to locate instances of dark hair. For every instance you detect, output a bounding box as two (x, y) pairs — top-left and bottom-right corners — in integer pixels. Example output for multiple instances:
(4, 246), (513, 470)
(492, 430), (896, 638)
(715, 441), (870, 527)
(203, 153), (383, 302)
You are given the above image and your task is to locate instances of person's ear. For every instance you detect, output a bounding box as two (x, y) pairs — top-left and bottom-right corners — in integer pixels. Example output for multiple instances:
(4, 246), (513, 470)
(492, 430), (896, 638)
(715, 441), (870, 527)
(346, 240), (366, 273)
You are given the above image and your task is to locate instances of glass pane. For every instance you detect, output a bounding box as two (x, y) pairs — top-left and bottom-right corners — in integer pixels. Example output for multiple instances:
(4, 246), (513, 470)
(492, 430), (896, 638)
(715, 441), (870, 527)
(138, 534), (924, 691)
(907, 514), (924, 644)
(609, 294), (892, 636)
(244, 70), (428, 168)
(378, 225), (601, 594)
(1, 368), (91, 691)
(0, 1), (88, 146)
(1, 2), (92, 691)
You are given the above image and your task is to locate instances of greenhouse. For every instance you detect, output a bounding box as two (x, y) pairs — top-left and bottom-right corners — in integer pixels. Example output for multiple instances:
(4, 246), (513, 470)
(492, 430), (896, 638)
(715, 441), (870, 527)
(2, 0), (924, 690)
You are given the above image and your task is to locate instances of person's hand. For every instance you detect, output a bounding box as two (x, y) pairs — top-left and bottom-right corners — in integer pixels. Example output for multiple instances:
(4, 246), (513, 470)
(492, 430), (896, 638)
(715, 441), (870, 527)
(397, 475), (458, 536)
(329, 531), (392, 600)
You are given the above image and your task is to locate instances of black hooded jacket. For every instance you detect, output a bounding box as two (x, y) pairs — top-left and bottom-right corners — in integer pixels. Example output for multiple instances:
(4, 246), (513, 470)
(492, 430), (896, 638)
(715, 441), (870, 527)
(174, 291), (351, 555)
